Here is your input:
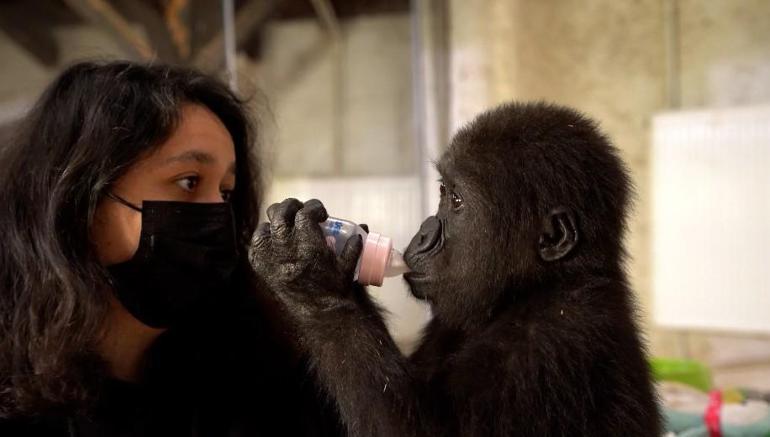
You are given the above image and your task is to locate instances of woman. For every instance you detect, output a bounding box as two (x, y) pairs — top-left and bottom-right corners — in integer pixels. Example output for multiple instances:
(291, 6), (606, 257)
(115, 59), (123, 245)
(0, 61), (342, 436)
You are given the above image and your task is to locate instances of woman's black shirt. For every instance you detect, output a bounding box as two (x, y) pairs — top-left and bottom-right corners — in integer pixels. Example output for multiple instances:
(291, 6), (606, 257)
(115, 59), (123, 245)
(0, 289), (344, 437)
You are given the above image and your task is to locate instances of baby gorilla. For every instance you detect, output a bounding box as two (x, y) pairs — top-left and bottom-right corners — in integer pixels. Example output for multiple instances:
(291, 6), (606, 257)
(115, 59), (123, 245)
(253, 102), (661, 437)
(403, 101), (660, 435)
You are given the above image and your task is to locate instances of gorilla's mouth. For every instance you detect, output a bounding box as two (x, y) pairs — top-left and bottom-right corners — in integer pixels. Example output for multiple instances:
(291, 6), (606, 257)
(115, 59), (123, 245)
(404, 272), (433, 300)
(404, 222), (444, 268)
(404, 271), (428, 283)
(403, 216), (445, 301)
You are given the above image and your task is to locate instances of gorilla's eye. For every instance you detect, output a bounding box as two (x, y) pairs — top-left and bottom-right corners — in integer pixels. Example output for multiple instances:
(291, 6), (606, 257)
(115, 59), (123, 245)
(450, 191), (464, 210)
(439, 183), (447, 197)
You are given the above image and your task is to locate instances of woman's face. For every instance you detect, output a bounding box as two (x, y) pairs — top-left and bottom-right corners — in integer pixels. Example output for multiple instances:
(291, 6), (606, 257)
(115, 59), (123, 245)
(91, 103), (236, 266)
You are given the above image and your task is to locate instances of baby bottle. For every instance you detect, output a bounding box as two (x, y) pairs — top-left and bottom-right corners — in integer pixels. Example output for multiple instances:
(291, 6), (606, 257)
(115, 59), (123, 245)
(320, 217), (410, 286)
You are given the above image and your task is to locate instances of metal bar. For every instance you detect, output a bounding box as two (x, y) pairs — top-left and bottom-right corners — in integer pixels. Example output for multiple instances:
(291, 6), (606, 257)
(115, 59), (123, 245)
(309, 0), (342, 41)
(663, 0), (681, 109)
(310, 0), (344, 174)
(223, 0), (237, 90)
(194, 0), (276, 69)
(411, 0), (449, 217)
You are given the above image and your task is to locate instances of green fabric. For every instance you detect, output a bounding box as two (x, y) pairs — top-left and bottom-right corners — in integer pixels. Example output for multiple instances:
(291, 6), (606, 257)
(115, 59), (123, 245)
(652, 357), (712, 392)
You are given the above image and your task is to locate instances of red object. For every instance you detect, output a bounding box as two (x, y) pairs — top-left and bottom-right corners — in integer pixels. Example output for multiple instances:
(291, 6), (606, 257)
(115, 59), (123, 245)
(704, 390), (722, 437)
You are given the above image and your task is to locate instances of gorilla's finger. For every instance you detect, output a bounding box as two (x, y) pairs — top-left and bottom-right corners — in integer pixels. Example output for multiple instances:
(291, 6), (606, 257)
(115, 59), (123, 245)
(265, 202), (281, 221)
(249, 222), (272, 262)
(267, 198), (303, 240)
(267, 198), (302, 223)
(295, 201), (329, 255)
(359, 223), (369, 233)
(251, 221), (271, 248)
(256, 221), (271, 238)
(339, 235), (364, 278)
(296, 199), (329, 225)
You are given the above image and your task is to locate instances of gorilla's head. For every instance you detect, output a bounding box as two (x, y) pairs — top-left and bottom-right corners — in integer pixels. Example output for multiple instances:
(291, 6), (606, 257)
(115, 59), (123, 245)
(404, 102), (632, 329)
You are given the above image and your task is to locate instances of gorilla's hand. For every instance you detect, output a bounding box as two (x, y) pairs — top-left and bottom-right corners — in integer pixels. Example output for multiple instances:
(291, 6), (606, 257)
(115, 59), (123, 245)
(249, 198), (363, 310)
(251, 199), (422, 437)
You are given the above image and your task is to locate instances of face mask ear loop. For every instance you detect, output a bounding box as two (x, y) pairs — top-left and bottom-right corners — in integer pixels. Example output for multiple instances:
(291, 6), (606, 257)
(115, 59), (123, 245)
(106, 192), (143, 213)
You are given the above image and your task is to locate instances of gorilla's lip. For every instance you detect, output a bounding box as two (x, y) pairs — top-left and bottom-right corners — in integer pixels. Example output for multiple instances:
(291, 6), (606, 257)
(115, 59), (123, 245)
(404, 271), (428, 282)
(403, 271), (432, 299)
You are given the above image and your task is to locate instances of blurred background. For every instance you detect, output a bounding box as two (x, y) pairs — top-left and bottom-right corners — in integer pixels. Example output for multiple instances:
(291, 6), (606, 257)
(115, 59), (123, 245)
(1, 0), (769, 404)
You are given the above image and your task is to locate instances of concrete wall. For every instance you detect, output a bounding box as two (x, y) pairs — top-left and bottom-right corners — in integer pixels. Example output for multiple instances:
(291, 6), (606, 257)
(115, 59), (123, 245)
(259, 14), (416, 179)
(679, 0), (770, 108)
(0, 25), (130, 124)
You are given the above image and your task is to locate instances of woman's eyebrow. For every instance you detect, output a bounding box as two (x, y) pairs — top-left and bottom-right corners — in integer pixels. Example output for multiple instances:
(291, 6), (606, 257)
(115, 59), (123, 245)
(161, 150), (215, 166)
(161, 150), (236, 176)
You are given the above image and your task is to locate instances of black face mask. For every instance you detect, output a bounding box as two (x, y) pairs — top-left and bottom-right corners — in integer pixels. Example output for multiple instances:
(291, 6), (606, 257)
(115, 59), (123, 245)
(105, 193), (239, 328)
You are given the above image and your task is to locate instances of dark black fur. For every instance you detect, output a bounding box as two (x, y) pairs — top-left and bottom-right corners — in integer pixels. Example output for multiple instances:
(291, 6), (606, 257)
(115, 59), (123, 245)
(282, 102), (661, 437)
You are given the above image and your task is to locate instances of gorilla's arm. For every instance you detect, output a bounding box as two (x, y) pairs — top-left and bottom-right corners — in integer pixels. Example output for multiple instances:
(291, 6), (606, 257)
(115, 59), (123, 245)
(249, 198), (432, 437)
(279, 285), (431, 437)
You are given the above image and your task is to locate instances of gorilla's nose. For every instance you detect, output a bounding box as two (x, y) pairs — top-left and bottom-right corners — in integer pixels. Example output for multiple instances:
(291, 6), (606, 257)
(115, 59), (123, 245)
(407, 216), (442, 255)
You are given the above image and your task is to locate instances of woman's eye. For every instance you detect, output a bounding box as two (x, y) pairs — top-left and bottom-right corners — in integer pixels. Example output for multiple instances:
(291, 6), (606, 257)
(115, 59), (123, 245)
(450, 192), (464, 210)
(176, 176), (200, 192)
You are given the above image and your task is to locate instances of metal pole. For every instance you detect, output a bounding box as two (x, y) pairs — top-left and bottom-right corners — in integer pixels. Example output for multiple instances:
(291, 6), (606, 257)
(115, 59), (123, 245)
(663, 0), (680, 109)
(411, 0), (428, 217)
(411, 0), (448, 218)
(223, 0), (237, 91)
(310, 0), (344, 174)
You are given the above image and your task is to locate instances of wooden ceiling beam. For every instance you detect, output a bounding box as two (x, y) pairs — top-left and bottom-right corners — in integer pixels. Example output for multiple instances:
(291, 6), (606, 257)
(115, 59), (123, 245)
(111, 0), (181, 62)
(0, 0), (66, 67)
(62, 0), (154, 60)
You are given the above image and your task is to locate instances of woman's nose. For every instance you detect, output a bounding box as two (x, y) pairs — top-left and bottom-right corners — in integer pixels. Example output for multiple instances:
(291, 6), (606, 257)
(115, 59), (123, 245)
(200, 188), (227, 204)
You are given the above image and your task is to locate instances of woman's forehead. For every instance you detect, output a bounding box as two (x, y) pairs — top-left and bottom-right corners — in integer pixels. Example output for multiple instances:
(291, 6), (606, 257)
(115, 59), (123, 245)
(142, 104), (236, 169)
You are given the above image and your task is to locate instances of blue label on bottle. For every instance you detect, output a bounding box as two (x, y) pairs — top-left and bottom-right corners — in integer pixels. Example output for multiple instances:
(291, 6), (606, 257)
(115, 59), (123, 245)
(330, 220), (343, 236)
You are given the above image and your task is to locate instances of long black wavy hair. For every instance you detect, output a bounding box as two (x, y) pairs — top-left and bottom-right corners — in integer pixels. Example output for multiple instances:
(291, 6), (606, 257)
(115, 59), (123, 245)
(0, 60), (262, 417)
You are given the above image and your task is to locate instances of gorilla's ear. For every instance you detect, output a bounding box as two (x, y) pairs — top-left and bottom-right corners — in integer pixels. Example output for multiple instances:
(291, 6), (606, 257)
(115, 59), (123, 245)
(538, 207), (579, 262)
